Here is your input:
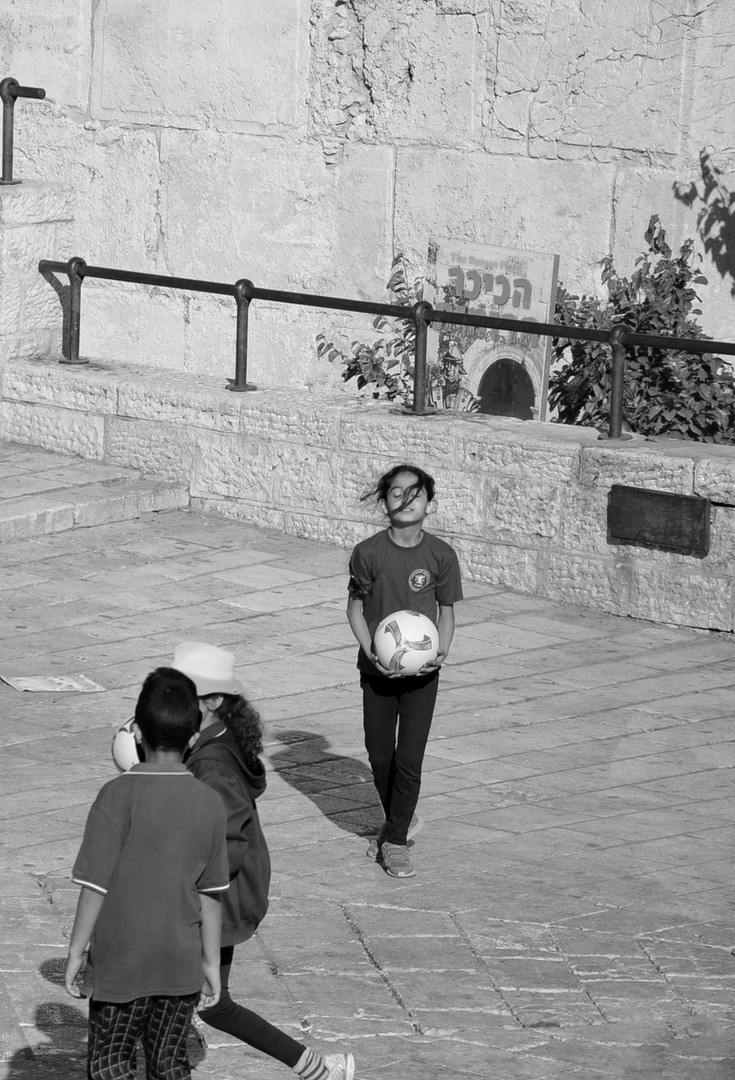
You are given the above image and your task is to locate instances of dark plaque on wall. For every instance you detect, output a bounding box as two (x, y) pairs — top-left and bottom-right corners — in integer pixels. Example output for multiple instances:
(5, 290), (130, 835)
(607, 485), (711, 558)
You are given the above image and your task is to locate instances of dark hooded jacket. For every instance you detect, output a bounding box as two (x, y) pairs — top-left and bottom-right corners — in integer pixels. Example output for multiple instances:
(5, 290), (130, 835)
(185, 719), (270, 945)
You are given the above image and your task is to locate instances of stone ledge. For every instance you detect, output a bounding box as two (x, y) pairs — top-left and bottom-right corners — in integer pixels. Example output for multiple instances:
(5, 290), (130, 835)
(2, 354), (735, 631)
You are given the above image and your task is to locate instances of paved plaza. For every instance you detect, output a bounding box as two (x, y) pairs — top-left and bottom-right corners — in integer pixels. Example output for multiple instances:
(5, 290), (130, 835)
(1, 442), (734, 1080)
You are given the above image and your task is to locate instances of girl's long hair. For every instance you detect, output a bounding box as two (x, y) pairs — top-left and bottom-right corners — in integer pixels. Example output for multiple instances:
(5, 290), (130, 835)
(212, 694), (264, 772)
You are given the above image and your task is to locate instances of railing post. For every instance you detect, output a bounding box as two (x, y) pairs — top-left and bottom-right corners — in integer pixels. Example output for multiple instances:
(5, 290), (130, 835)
(61, 256), (88, 365)
(605, 323), (628, 439)
(228, 278), (257, 391)
(410, 300), (434, 414)
(0, 78), (46, 185)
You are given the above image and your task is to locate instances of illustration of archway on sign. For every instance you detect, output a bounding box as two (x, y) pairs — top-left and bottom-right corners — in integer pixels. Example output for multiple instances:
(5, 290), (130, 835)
(478, 358), (535, 419)
(425, 237), (559, 419)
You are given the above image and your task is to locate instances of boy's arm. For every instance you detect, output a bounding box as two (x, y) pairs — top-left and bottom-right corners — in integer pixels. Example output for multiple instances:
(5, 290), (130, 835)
(346, 596), (396, 678)
(64, 886), (105, 997)
(198, 893), (222, 1011)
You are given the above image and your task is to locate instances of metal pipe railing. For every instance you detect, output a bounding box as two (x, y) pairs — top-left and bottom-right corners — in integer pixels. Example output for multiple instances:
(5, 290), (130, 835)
(38, 257), (735, 439)
(0, 77), (45, 185)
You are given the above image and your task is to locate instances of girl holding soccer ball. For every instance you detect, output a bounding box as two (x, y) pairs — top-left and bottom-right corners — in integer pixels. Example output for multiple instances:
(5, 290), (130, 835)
(346, 465), (463, 879)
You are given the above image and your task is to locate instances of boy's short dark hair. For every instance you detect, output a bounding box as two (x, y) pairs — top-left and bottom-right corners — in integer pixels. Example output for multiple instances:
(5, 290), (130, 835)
(135, 667), (200, 752)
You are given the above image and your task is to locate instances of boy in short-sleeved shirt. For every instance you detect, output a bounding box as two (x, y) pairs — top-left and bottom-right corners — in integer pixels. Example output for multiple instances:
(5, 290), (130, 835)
(65, 668), (229, 1080)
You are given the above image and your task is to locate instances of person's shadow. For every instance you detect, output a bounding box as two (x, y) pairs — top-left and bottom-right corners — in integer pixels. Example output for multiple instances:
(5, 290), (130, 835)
(267, 730), (383, 837)
(4, 959), (206, 1078)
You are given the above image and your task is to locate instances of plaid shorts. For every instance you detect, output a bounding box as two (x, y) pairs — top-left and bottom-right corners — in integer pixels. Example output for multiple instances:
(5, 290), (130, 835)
(87, 993), (198, 1080)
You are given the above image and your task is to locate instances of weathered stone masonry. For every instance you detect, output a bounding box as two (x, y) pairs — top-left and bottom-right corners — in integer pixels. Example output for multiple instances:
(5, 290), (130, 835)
(3, 352), (735, 633)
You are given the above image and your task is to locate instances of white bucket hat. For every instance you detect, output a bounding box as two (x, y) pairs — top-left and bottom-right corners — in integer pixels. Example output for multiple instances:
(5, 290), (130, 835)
(171, 642), (244, 697)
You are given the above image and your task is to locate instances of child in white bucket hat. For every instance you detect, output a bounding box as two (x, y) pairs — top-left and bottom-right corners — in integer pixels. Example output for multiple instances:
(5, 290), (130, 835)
(172, 643), (355, 1080)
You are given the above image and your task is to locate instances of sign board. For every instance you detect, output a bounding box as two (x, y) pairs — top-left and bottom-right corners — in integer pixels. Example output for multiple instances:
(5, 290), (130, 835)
(607, 485), (710, 557)
(424, 237), (559, 419)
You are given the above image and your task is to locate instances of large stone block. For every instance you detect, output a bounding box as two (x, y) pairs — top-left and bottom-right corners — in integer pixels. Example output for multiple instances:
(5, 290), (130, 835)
(272, 445), (364, 517)
(394, 149), (613, 296)
(0, 5), (92, 111)
(707, 506), (735, 566)
(578, 444), (695, 492)
(485, 476), (561, 543)
(694, 456), (735, 503)
(2, 359), (118, 414)
(191, 496), (286, 536)
(491, 0), (689, 156)
(118, 380), (241, 433)
(284, 511), (369, 551)
(17, 115), (161, 269)
(0, 223), (67, 338)
(536, 552), (631, 615)
(628, 566), (733, 630)
(559, 486), (609, 555)
(93, 0), (308, 131)
(339, 408), (411, 457)
(0, 401), (104, 458)
(689, 0), (735, 152)
(360, 4), (482, 147)
(161, 133), (393, 302)
(453, 537), (539, 594)
(430, 466), (486, 535)
(79, 281), (186, 368)
(0, 182), (75, 227)
(191, 432), (277, 504)
(104, 417), (196, 481)
(457, 423), (583, 481)
(238, 395), (342, 449)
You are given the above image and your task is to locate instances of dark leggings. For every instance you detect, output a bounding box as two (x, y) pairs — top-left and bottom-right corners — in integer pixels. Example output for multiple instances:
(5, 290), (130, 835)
(361, 669), (439, 845)
(197, 945), (304, 1068)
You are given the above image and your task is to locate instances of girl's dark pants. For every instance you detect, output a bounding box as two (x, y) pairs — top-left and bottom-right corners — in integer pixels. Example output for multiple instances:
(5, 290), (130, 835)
(360, 669), (439, 845)
(198, 946), (303, 1067)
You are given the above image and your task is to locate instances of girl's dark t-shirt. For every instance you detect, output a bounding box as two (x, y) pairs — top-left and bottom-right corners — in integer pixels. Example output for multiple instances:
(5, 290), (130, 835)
(348, 529), (463, 673)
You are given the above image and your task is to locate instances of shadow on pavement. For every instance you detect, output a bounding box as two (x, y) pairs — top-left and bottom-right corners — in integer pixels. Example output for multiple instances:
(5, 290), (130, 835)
(268, 730), (383, 837)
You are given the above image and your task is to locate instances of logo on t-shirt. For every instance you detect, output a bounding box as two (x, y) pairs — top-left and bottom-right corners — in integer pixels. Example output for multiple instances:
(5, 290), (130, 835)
(408, 569), (431, 592)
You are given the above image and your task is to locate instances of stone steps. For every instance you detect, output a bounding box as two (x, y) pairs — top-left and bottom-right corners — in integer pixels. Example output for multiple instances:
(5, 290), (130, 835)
(0, 443), (189, 543)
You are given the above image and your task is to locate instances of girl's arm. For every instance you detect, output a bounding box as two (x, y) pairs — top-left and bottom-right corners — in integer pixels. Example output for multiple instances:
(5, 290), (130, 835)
(437, 604), (456, 660)
(198, 893), (222, 1011)
(420, 604), (455, 672)
(346, 596), (396, 677)
(64, 886), (105, 997)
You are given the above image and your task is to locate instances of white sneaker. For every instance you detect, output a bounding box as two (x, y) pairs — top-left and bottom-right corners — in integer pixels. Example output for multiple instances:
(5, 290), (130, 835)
(324, 1052), (355, 1080)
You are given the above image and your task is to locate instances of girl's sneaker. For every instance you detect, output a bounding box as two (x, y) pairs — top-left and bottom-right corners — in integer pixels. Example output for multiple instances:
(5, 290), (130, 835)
(366, 814), (422, 859)
(324, 1052), (355, 1080)
(381, 842), (416, 878)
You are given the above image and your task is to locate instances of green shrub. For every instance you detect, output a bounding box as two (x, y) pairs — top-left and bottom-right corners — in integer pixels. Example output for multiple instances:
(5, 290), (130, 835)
(549, 215), (735, 442)
(316, 254), (419, 403)
(316, 253), (480, 410)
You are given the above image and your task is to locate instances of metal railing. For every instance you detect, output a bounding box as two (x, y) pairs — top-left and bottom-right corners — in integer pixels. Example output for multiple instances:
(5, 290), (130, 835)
(1, 77), (45, 185)
(37, 256), (735, 440)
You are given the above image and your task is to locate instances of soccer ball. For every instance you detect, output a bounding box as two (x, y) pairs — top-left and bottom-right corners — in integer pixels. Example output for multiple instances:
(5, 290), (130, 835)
(373, 610), (439, 676)
(111, 717), (143, 772)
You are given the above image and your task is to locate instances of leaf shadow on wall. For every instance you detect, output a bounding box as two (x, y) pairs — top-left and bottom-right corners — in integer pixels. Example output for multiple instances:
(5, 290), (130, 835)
(674, 149), (735, 297)
(267, 730), (383, 837)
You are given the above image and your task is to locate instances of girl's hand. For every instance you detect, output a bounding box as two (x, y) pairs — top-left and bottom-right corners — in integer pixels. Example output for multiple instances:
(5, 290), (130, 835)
(419, 650), (446, 674)
(64, 952), (88, 998)
(370, 652), (402, 679)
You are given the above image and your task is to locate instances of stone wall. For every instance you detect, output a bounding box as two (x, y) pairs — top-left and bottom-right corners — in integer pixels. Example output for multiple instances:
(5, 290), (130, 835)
(3, 352), (735, 633)
(1, 1), (734, 388)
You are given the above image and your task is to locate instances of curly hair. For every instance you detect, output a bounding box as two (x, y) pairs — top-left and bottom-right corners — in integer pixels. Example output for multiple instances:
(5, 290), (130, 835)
(211, 694), (264, 772)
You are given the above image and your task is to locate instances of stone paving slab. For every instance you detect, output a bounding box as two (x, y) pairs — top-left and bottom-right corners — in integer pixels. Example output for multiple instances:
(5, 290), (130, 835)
(0, 443), (734, 1079)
